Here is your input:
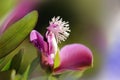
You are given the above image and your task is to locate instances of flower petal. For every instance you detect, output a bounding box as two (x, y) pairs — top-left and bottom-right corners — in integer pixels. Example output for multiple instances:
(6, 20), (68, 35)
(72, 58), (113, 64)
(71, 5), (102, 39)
(0, 0), (39, 34)
(30, 30), (54, 67)
(30, 30), (48, 54)
(54, 44), (93, 73)
(46, 31), (57, 56)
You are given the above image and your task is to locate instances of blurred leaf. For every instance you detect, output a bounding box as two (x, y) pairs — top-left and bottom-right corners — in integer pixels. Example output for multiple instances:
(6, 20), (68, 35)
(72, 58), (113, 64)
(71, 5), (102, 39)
(30, 75), (57, 80)
(28, 57), (39, 78)
(10, 49), (24, 73)
(59, 71), (84, 80)
(0, 50), (23, 72)
(0, 54), (13, 71)
(54, 49), (60, 69)
(0, 0), (17, 19)
(21, 65), (30, 80)
(0, 58), (5, 64)
(0, 70), (16, 80)
(48, 75), (57, 80)
(31, 76), (48, 80)
(1, 60), (11, 71)
(17, 38), (37, 75)
(0, 46), (19, 71)
(18, 60), (36, 80)
(14, 65), (33, 80)
(14, 74), (22, 80)
(0, 11), (38, 58)
(68, 71), (84, 79)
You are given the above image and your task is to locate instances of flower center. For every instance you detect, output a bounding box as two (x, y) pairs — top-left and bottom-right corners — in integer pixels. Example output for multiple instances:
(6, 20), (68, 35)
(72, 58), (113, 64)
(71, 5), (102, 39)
(47, 16), (70, 43)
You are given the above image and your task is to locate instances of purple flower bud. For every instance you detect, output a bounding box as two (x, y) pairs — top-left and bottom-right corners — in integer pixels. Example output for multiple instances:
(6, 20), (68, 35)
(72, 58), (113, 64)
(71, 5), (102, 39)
(30, 30), (57, 67)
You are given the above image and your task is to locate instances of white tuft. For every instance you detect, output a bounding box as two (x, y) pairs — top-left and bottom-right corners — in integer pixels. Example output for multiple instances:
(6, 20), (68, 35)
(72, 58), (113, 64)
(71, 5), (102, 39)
(47, 16), (70, 43)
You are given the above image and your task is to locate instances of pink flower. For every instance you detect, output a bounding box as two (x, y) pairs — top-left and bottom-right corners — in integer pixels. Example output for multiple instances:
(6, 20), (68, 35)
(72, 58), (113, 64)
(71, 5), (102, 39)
(30, 16), (93, 74)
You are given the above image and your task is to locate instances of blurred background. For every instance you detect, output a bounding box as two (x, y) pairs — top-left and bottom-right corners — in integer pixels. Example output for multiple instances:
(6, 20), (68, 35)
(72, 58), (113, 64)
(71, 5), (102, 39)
(1, 0), (120, 80)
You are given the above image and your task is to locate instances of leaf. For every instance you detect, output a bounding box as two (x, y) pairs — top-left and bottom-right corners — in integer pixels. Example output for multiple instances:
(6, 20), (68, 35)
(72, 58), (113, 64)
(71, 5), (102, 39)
(58, 71), (84, 80)
(48, 75), (57, 80)
(0, 49), (23, 72)
(0, 58), (5, 64)
(22, 65), (31, 80)
(0, 0), (17, 19)
(1, 60), (11, 71)
(0, 54), (13, 71)
(54, 49), (60, 69)
(15, 65), (34, 80)
(0, 70), (16, 80)
(10, 49), (24, 73)
(0, 47), (18, 71)
(18, 59), (37, 80)
(14, 74), (22, 80)
(28, 57), (39, 77)
(0, 11), (38, 58)
(17, 39), (37, 74)
(16, 65), (31, 80)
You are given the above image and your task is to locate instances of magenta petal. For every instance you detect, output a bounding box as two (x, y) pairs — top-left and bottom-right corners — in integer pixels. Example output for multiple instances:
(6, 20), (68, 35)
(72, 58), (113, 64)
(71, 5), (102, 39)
(46, 31), (57, 55)
(54, 44), (93, 73)
(0, 0), (39, 34)
(30, 30), (48, 54)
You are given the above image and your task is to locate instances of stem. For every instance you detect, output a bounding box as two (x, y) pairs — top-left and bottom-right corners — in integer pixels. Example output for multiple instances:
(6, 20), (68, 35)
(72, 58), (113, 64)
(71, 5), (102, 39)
(47, 74), (57, 80)
(47, 75), (50, 80)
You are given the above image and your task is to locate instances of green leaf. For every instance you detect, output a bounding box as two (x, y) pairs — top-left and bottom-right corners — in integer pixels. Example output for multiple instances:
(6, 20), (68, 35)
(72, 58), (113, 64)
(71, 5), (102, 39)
(58, 71), (84, 80)
(0, 49), (23, 72)
(0, 47), (18, 71)
(28, 57), (39, 77)
(22, 65), (31, 80)
(48, 75), (57, 80)
(14, 74), (22, 80)
(0, 0), (17, 19)
(0, 54), (13, 71)
(0, 70), (16, 80)
(0, 11), (38, 58)
(54, 49), (60, 69)
(15, 65), (33, 80)
(17, 39), (37, 74)
(1, 60), (11, 71)
(0, 58), (5, 64)
(10, 49), (24, 73)
(15, 65), (31, 80)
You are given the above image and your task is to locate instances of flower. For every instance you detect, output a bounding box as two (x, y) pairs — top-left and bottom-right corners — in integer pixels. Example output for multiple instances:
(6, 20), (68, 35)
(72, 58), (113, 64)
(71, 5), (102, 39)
(30, 16), (93, 74)
(47, 16), (70, 43)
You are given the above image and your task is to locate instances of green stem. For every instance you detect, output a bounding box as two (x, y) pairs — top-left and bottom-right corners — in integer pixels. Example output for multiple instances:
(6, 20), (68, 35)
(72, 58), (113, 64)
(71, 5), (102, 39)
(47, 74), (57, 80)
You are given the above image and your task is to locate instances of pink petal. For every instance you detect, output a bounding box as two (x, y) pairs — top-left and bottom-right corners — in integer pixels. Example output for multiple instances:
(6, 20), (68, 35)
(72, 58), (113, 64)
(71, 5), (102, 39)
(0, 0), (39, 34)
(30, 30), (55, 67)
(40, 31), (58, 67)
(30, 30), (48, 54)
(46, 31), (57, 56)
(54, 44), (93, 73)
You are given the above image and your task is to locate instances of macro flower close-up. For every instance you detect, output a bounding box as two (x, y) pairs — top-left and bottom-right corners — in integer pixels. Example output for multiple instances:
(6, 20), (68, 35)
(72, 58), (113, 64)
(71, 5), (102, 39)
(30, 17), (93, 77)
(0, 0), (120, 80)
